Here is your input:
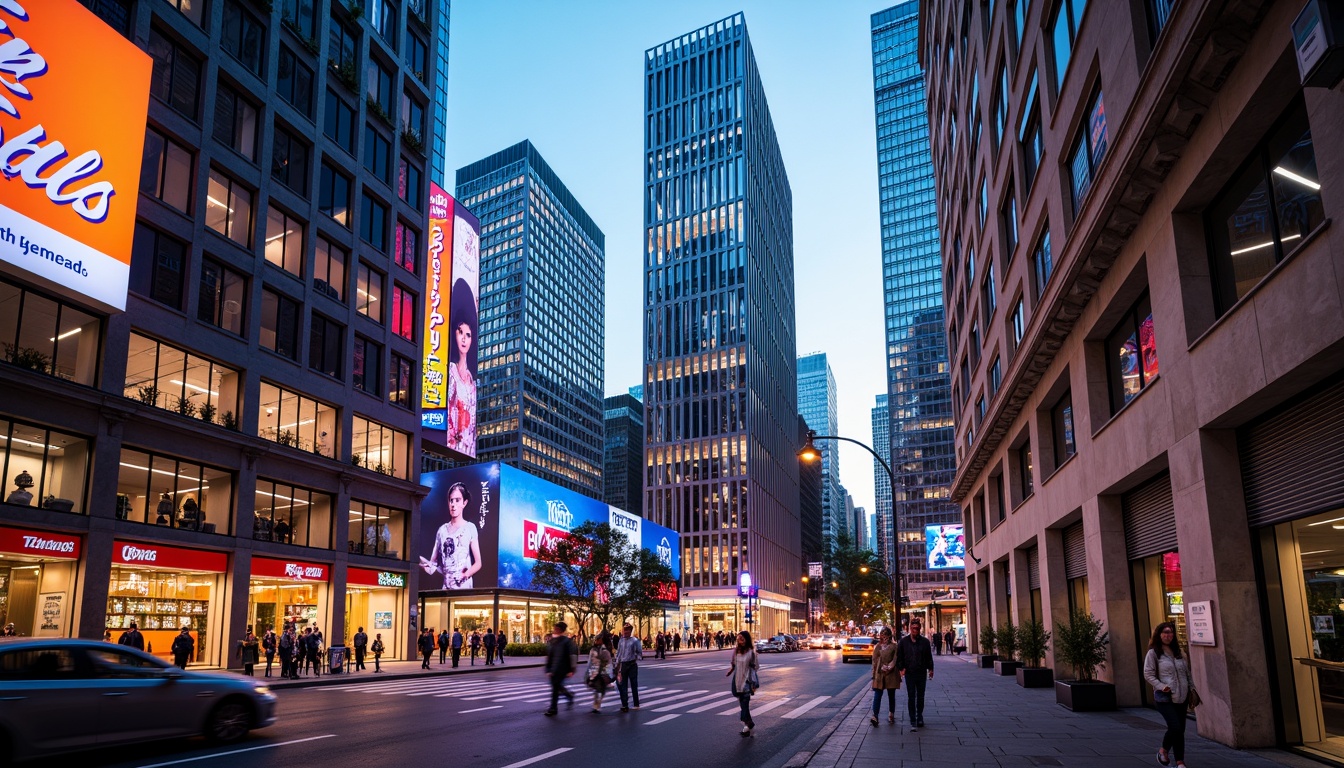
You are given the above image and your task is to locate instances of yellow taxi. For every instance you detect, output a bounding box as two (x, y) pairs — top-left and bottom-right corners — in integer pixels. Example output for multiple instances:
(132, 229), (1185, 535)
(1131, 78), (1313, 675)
(840, 635), (876, 663)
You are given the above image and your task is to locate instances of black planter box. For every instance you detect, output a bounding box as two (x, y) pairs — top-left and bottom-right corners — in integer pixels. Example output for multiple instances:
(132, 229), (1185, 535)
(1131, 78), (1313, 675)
(977, 654), (997, 668)
(1055, 680), (1117, 711)
(993, 660), (1021, 676)
(1017, 667), (1054, 688)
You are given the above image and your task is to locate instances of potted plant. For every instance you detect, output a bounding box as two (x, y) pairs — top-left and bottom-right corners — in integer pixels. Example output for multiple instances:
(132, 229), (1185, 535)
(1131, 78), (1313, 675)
(1015, 619), (1054, 688)
(1053, 610), (1115, 711)
(977, 622), (997, 668)
(993, 621), (1020, 676)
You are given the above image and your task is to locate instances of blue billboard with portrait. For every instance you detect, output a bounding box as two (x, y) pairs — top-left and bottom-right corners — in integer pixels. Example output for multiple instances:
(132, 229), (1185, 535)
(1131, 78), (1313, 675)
(925, 524), (966, 570)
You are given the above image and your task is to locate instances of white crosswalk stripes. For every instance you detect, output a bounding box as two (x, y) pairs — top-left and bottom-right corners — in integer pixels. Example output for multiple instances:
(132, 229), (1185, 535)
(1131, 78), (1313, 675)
(781, 695), (831, 719)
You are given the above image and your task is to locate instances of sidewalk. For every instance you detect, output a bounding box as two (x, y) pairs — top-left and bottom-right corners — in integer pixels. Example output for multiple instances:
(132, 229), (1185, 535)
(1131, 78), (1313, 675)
(790, 653), (1321, 768)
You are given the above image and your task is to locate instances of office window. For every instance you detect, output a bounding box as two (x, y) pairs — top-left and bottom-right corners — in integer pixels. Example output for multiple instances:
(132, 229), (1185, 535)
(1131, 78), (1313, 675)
(354, 336), (381, 395)
(147, 28), (201, 119)
(1051, 0), (1088, 90)
(260, 288), (300, 359)
(0, 277), (102, 387)
(1206, 101), (1324, 313)
(406, 33), (428, 82)
(140, 128), (193, 214)
(361, 192), (389, 252)
(163, 0), (205, 27)
(1001, 188), (1018, 261)
(970, 322), (981, 366)
(1106, 292), (1159, 413)
(1069, 89), (1108, 211)
(1032, 228), (1053, 299)
(323, 90), (356, 154)
(356, 263), (383, 322)
(280, 0), (316, 39)
(351, 415), (410, 479)
(1020, 71), (1042, 188)
(982, 262), (997, 317)
(258, 381), (337, 456)
(221, 1), (264, 75)
(392, 285), (414, 340)
(118, 448), (233, 533)
(319, 162), (351, 226)
(978, 178), (988, 230)
(394, 221), (418, 274)
(1018, 440), (1034, 498)
(989, 355), (1002, 396)
(313, 238), (346, 301)
(364, 126), (391, 183)
(130, 224), (186, 310)
(198, 259), (246, 336)
(1050, 390), (1076, 468)
(1011, 298), (1025, 350)
(263, 207), (304, 276)
(349, 500), (406, 558)
(329, 16), (359, 72)
(0, 417), (91, 514)
(389, 353), (412, 407)
(309, 313), (344, 378)
(993, 61), (1008, 149)
(277, 47), (314, 118)
(271, 125), (310, 196)
(399, 157), (422, 210)
(401, 93), (425, 141)
(123, 332), (240, 424)
(366, 61), (395, 122)
(975, 396), (986, 426)
(213, 83), (258, 161)
(370, 0), (397, 47)
(254, 478), (332, 549)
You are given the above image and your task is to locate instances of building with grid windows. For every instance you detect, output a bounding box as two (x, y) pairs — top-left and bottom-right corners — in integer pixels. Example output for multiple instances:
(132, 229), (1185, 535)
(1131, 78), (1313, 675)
(603, 392), (644, 515)
(643, 14), (802, 637)
(872, 394), (893, 573)
(798, 352), (845, 558)
(872, 2), (962, 616)
(455, 141), (605, 499)
(0, 0), (446, 663)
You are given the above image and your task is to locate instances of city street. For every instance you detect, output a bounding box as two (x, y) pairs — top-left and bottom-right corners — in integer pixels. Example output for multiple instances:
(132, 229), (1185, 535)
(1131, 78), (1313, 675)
(35, 649), (869, 768)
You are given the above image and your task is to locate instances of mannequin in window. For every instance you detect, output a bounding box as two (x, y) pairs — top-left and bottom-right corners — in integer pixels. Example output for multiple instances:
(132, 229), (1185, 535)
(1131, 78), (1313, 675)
(274, 518), (292, 545)
(6, 470), (34, 506)
(155, 491), (173, 525)
(178, 497), (203, 531)
(317, 430), (331, 457)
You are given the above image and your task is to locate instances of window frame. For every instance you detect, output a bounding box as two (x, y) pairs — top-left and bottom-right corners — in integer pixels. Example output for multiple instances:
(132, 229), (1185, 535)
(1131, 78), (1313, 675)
(1105, 291), (1159, 414)
(1050, 389), (1076, 469)
(260, 288), (301, 360)
(116, 446), (234, 534)
(140, 127), (194, 215)
(197, 257), (247, 336)
(308, 312), (345, 379)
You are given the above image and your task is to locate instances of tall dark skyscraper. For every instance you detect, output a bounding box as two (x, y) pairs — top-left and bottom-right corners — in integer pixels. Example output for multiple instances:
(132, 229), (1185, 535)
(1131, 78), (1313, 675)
(456, 141), (605, 498)
(872, 394), (893, 574)
(798, 352), (845, 557)
(872, 3), (961, 604)
(603, 392), (644, 515)
(798, 415), (824, 567)
(643, 14), (801, 637)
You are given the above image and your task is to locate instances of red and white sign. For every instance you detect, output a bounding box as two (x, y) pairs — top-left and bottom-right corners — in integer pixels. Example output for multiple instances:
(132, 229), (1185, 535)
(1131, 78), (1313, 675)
(348, 568), (407, 588)
(111, 541), (227, 572)
(253, 557), (329, 582)
(522, 519), (588, 564)
(0, 525), (79, 559)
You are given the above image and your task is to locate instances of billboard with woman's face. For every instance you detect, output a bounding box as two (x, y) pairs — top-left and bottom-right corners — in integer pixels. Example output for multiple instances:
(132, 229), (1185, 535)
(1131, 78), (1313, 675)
(419, 463), (500, 590)
(421, 187), (480, 458)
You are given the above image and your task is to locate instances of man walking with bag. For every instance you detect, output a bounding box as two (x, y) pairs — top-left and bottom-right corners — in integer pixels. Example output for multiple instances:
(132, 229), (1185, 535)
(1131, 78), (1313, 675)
(896, 618), (935, 731)
(615, 623), (644, 711)
(353, 626), (368, 671)
(543, 622), (578, 716)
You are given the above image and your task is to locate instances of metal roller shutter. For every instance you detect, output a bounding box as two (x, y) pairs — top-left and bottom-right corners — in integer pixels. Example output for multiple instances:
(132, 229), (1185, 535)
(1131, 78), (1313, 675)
(1063, 522), (1087, 579)
(1028, 546), (1041, 590)
(1122, 472), (1177, 560)
(1242, 376), (1344, 528)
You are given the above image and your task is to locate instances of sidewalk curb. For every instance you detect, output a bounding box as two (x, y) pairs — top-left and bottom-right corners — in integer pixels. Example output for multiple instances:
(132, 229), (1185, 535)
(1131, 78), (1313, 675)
(782, 673), (873, 768)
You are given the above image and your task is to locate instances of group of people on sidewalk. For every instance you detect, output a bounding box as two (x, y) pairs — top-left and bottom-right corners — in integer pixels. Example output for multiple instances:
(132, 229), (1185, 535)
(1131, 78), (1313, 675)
(418, 626), (508, 669)
(868, 618), (936, 730)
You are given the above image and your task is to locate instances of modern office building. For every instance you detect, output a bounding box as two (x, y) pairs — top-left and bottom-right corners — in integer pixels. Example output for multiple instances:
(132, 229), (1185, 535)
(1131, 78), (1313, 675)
(798, 415), (825, 567)
(872, 394), (893, 573)
(872, 2), (961, 613)
(455, 141), (605, 499)
(921, 0), (1344, 754)
(643, 13), (802, 637)
(798, 352), (845, 556)
(0, 0), (446, 663)
(853, 506), (870, 554)
(603, 392), (644, 515)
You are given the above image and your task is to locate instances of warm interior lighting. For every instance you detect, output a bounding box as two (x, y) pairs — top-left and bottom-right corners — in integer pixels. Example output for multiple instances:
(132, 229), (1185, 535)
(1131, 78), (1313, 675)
(1309, 516), (1344, 527)
(169, 380), (219, 397)
(1229, 232), (1300, 257)
(48, 327), (82, 342)
(1273, 166), (1321, 191)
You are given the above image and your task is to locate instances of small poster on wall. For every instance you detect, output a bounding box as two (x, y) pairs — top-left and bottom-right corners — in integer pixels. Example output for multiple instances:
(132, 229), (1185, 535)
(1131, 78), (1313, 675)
(37, 593), (63, 636)
(374, 611), (393, 630)
(1314, 615), (1336, 636)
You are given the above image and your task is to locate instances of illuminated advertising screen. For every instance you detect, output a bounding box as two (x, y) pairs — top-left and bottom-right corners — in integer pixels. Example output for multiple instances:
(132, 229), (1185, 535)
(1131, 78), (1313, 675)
(421, 187), (480, 458)
(420, 184), (452, 443)
(419, 463), (501, 590)
(0, 1), (152, 313)
(925, 524), (966, 570)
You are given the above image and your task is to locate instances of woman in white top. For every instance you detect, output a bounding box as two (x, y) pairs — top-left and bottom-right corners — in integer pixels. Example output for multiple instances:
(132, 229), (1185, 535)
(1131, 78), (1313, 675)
(1143, 621), (1194, 767)
(725, 631), (759, 736)
(419, 482), (481, 589)
(587, 632), (614, 712)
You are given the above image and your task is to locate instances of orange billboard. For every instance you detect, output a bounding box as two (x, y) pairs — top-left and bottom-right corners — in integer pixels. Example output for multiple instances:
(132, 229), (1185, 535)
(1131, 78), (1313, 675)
(0, 0), (153, 312)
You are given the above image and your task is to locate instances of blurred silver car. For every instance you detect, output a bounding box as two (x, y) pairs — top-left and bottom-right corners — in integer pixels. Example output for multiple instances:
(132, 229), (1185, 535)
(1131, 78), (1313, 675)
(0, 639), (277, 762)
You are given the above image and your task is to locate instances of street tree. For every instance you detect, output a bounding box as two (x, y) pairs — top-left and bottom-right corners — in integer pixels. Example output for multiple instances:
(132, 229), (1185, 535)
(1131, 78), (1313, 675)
(823, 531), (891, 626)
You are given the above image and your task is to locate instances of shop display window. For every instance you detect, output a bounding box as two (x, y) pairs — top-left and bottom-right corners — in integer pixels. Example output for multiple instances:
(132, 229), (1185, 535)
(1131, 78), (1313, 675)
(348, 500), (405, 558)
(0, 559), (77, 637)
(124, 332), (241, 427)
(107, 567), (220, 666)
(258, 381), (339, 457)
(0, 419), (91, 513)
(351, 415), (410, 479)
(116, 448), (234, 533)
(0, 278), (101, 385)
(250, 580), (324, 635)
(254, 479), (332, 549)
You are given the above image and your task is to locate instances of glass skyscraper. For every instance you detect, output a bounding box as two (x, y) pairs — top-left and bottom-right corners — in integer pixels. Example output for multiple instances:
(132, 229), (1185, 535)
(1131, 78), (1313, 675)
(456, 141), (606, 498)
(872, 2), (961, 603)
(603, 392), (644, 515)
(872, 394), (893, 574)
(798, 353), (845, 555)
(643, 14), (801, 637)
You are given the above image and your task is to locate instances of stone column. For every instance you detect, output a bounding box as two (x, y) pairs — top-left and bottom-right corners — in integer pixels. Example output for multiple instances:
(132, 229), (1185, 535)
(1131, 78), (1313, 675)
(1083, 494), (1142, 705)
(1039, 526), (1070, 674)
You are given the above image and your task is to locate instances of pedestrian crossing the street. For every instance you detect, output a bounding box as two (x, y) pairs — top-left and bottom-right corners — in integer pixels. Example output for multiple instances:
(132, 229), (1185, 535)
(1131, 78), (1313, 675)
(312, 675), (831, 725)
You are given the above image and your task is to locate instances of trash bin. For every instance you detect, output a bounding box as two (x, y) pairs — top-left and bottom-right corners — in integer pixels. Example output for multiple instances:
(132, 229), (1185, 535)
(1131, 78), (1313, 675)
(329, 645), (347, 674)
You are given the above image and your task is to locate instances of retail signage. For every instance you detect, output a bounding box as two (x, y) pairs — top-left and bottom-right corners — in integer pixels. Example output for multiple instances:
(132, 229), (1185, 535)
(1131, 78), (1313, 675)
(348, 567), (407, 588)
(0, 525), (79, 559)
(808, 561), (823, 579)
(0, 0), (152, 313)
(253, 557), (328, 582)
(1188, 600), (1217, 646)
(421, 185), (480, 459)
(1294, 0), (1344, 88)
(112, 541), (227, 572)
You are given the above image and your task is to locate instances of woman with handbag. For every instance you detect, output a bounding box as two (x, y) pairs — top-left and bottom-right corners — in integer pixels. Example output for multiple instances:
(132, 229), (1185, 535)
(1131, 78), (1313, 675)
(870, 626), (900, 726)
(588, 632), (614, 713)
(725, 631), (760, 736)
(1143, 621), (1198, 767)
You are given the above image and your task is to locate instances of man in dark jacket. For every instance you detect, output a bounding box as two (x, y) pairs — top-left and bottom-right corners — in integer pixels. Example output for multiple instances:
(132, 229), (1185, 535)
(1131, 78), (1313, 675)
(419, 628), (435, 669)
(542, 622), (577, 716)
(353, 626), (368, 671)
(117, 621), (145, 650)
(171, 627), (194, 669)
(896, 618), (935, 730)
(279, 627), (296, 679)
(451, 627), (464, 667)
(438, 629), (450, 664)
(484, 628), (497, 665)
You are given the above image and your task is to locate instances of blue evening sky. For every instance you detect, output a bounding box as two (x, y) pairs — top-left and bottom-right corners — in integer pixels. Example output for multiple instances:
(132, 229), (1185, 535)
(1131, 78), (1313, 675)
(443, 0), (899, 517)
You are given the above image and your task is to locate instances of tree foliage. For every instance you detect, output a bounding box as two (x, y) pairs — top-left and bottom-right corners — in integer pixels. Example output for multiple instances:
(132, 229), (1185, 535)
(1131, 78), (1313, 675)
(822, 531), (892, 625)
(1054, 610), (1109, 681)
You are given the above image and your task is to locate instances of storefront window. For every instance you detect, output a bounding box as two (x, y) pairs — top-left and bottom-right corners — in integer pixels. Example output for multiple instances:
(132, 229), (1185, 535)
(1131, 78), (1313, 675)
(0, 526), (81, 637)
(258, 381), (338, 457)
(107, 553), (225, 667)
(0, 278), (101, 385)
(0, 419), (91, 513)
(1131, 549), (1185, 687)
(253, 479), (332, 549)
(348, 500), (405, 558)
(250, 582), (323, 635)
(124, 332), (241, 427)
(351, 415), (410, 478)
(116, 448), (233, 534)
(346, 567), (404, 658)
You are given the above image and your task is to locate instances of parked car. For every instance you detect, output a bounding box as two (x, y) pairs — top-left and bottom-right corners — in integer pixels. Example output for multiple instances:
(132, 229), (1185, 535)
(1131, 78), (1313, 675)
(772, 634), (799, 652)
(754, 637), (782, 653)
(841, 635), (876, 663)
(0, 639), (277, 763)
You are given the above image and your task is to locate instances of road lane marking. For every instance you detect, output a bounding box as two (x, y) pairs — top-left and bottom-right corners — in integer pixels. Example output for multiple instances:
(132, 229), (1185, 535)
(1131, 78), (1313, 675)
(137, 734), (337, 767)
(675, 673), (693, 677)
(781, 695), (830, 719)
(644, 714), (681, 725)
(654, 691), (733, 712)
(500, 748), (574, 768)
(460, 705), (503, 713)
(750, 697), (794, 715)
(634, 690), (707, 708)
(688, 696), (739, 713)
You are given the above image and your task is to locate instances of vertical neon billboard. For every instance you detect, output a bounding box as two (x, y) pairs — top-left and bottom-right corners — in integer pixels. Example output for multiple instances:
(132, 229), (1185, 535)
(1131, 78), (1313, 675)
(421, 184), (452, 443)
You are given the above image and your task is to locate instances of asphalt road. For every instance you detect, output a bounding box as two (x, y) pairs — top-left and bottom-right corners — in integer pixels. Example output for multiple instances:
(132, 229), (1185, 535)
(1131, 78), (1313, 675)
(38, 649), (871, 768)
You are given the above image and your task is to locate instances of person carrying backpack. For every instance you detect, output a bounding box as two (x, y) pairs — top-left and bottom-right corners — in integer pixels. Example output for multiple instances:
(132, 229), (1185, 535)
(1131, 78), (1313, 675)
(353, 626), (368, 671)
(371, 633), (386, 672)
(117, 621), (145, 650)
(438, 628), (450, 665)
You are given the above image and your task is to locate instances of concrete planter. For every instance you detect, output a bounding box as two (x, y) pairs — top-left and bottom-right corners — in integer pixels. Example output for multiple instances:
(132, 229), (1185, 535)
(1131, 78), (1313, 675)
(1016, 667), (1054, 688)
(977, 654), (997, 668)
(993, 659), (1021, 676)
(1054, 680), (1117, 711)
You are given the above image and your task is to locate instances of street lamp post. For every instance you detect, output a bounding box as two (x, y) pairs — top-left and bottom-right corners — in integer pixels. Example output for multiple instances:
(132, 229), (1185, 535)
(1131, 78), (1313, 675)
(799, 429), (904, 620)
